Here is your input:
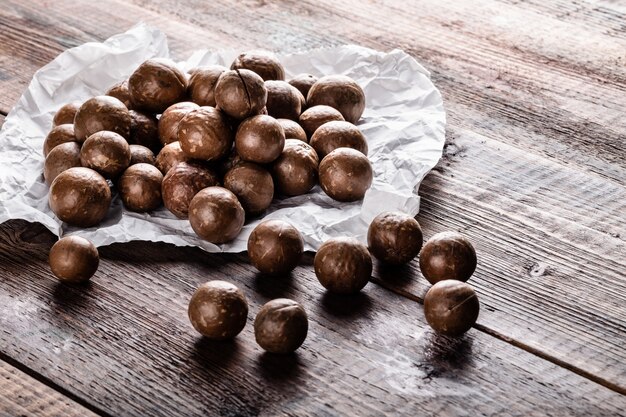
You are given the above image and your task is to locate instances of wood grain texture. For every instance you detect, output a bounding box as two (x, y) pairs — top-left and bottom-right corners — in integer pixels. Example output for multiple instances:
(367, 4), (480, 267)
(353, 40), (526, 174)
(0, 220), (624, 417)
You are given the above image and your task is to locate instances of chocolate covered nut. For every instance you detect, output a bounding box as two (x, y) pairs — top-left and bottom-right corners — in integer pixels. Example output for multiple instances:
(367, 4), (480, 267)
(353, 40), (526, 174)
(129, 110), (160, 152)
(188, 280), (248, 339)
(307, 75), (366, 124)
(299, 105), (345, 139)
(188, 65), (227, 107)
(277, 119), (307, 142)
(80, 131), (131, 179)
(161, 162), (220, 219)
(254, 299), (308, 354)
(119, 163), (163, 212)
(49, 236), (99, 284)
(44, 142), (81, 186)
(178, 107), (233, 161)
(105, 80), (132, 109)
(188, 187), (245, 244)
(289, 74), (318, 100)
(319, 147), (372, 202)
(215, 69), (267, 120)
(155, 141), (188, 175)
(235, 115), (285, 164)
(52, 102), (80, 127)
(265, 80), (303, 121)
(223, 162), (274, 215)
(231, 51), (285, 81)
(49, 167), (111, 227)
(272, 139), (319, 196)
(74, 96), (131, 143)
(310, 120), (368, 159)
(43, 124), (77, 157)
(128, 58), (188, 113)
(247, 220), (303, 275)
(129, 144), (156, 166)
(158, 102), (199, 146)
(314, 237), (372, 294)
(368, 212), (423, 265)
(424, 280), (480, 336)
(419, 232), (477, 284)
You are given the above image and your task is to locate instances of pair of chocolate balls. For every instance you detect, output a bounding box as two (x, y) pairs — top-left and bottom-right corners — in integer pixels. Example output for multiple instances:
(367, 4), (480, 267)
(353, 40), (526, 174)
(187, 281), (308, 354)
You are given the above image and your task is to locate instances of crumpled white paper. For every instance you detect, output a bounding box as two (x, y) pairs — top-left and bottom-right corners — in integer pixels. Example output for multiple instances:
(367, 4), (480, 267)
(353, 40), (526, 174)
(0, 23), (445, 252)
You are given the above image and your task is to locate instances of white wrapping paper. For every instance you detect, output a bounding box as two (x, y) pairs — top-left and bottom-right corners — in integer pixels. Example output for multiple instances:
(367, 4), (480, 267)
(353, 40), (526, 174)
(0, 23), (445, 252)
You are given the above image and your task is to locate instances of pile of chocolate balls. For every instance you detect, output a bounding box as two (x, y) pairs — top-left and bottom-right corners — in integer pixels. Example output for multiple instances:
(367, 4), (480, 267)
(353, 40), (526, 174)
(44, 51), (480, 355)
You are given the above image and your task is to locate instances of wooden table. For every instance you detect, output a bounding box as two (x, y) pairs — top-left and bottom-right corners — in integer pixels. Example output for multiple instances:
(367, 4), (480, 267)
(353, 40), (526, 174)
(0, 1), (624, 416)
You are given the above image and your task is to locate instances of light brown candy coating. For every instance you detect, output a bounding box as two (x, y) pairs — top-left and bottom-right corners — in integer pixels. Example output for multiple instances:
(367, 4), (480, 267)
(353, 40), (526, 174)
(265, 80), (303, 121)
(80, 131), (131, 179)
(119, 163), (163, 212)
(49, 236), (99, 284)
(129, 110), (160, 152)
(158, 102), (199, 146)
(299, 105), (345, 139)
(235, 114), (285, 164)
(314, 237), (372, 294)
(231, 51), (285, 81)
(161, 162), (220, 219)
(254, 298), (308, 354)
(73, 95), (131, 142)
(223, 162), (274, 215)
(289, 74), (318, 100)
(215, 69), (267, 120)
(247, 219), (304, 275)
(319, 147), (372, 202)
(188, 280), (248, 340)
(424, 280), (480, 336)
(310, 120), (368, 159)
(129, 144), (156, 166)
(307, 75), (366, 124)
(128, 58), (188, 113)
(271, 139), (319, 196)
(188, 187), (245, 244)
(105, 80), (132, 109)
(44, 142), (81, 186)
(178, 107), (233, 161)
(367, 212), (423, 265)
(277, 119), (307, 142)
(155, 141), (189, 175)
(43, 124), (77, 156)
(52, 102), (80, 127)
(188, 65), (227, 107)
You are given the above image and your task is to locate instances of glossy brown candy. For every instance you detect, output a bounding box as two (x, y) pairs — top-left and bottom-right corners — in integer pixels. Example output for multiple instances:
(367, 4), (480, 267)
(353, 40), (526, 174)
(49, 236), (99, 284)
(277, 119), (307, 142)
(299, 105), (345, 139)
(158, 102), (199, 146)
(155, 141), (188, 175)
(73, 95), (131, 142)
(367, 212), (423, 265)
(119, 163), (163, 212)
(247, 220), (304, 275)
(307, 75), (366, 124)
(161, 162), (220, 219)
(310, 120), (368, 160)
(319, 147), (372, 202)
(105, 80), (132, 109)
(272, 139), (319, 196)
(289, 74), (318, 99)
(265, 80), (303, 121)
(178, 107), (233, 161)
(419, 231), (477, 284)
(314, 237), (372, 294)
(423, 280), (480, 336)
(231, 51), (285, 81)
(49, 167), (111, 227)
(129, 144), (156, 166)
(80, 131), (131, 179)
(187, 65), (227, 107)
(129, 110), (160, 152)
(188, 187), (245, 244)
(215, 69), (267, 120)
(128, 58), (188, 113)
(188, 280), (248, 340)
(254, 299), (308, 354)
(52, 102), (80, 127)
(235, 115), (285, 164)
(223, 162), (274, 215)
(44, 142), (81, 186)
(43, 124), (77, 157)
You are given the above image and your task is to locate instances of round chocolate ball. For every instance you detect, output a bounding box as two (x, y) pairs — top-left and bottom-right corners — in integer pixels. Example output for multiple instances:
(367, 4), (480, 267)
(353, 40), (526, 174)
(44, 142), (81, 186)
(188, 187), (245, 244)
(310, 120), (368, 160)
(231, 51), (285, 81)
(188, 280), (248, 340)
(155, 141), (188, 175)
(162, 162), (220, 219)
(254, 299), (308, 354)
(73, 95), (131, 142)
(299, 105), (345, 139)
(307, 75), (365, 124)
(367, 212), (423, 265)
(419, 231), (477, 284)
(265, 80), (303, 121)
(105, 80), (132, 109)
(215, 69), (267, 120)
(49, 167), (111, 227)
(223, 162), (274, 215)
(128, 58), (188, 113)
(314, 237), (372, 294)
(49, 236), (99, 284)
(119, 163), (163, 212)
(235, 115), (285, 164)
(129, 144), (156, 166)
(277, 119), (307, 142)
(319, 147), (372, 202)
(158, 102), (199, 146)
(52, 102), (80, 127)
(188, 65), (227, 107)
(178, 107), (233, 161)
(289, 74), (318, 100)
(80, 131), (131, 179)
(424, 280), (480, 336)
(247, 219), (304, 275)
(43, 124), (77, 157)
(272, 139), (319, 196)
(129, 110), (160, 152)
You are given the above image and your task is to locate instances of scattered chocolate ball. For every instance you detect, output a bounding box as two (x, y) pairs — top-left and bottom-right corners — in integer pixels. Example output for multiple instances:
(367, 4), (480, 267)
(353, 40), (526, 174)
(299, 105), (345, 139)
(424, 280), (480, 336)
(118, 163), (163, 212)
(319, 147), (372, 202)
(231, 51), (285, 81)
(129, 144), (156, 166)
(310, 120), (368, 159)
(80, 131), (131, 179)
(188, 280), (248, 340)
(272, 139), (319, 196)
(44, 142), (81, 186)
(161, 162), (220, 219)
(223, 162), (274, 215)
(178, 107), (233, 161)
(49, 167), (111, 227)
(277, 119), (307, 142)
(49, 236), (99, 284)
(188, 65), (227, 107)
(247, 219), (304, 275)
(307, 75), (366, 124)
(419, 231), (477, 285)
(155, 141), (188, 175)
(43, 124), (77, 157)
(367, 212), (423, 265)
(289, 74), (318, 99)
(129, 110), (160, 152)
(255, 299), (308, 354)
(128, 58), (188, 113)
(158, 102), (199, 146)
(105, 80), (132, 108)
(73, 95), (131, 142)
(235, 115), (285, 164)
(188, 187), (245, 244)
(265, 80), (303, 121)
(314, 237), (372, 294)
(215, 69), (267, 120)
(52, 102), (80, 127)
